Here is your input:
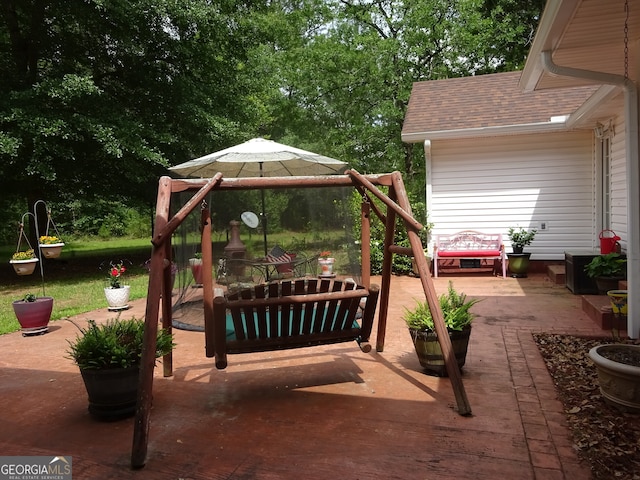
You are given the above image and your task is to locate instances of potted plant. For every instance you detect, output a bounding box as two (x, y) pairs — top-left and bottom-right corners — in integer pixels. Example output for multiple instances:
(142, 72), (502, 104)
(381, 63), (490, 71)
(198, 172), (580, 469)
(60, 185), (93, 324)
(507, 226), (537, 277)
(104, 261), (130, 310)
(189, 252), (204, 286)
(318, 251), (335, 277)
(9, 249), (39, 275)
(12, 292), (53, 336)
(67, 317), (174, 420)
(584, 252), (626, 294)
(404, 282), (480, 376)
(38, 235), (65, 258)
(589, 340), (640, 413)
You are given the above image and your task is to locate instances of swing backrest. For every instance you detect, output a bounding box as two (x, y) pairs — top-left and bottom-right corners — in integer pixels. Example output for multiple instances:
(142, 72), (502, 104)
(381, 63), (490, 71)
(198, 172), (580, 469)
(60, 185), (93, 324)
(205, 278), (379, 370)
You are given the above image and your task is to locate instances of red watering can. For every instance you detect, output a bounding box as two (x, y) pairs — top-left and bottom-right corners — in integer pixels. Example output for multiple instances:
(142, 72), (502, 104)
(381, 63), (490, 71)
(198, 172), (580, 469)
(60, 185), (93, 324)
(599, 229), (621, 254)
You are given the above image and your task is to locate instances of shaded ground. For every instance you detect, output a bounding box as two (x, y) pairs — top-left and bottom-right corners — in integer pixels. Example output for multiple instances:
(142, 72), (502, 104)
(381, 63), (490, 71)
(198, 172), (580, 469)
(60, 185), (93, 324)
(534, 333), (640, 480)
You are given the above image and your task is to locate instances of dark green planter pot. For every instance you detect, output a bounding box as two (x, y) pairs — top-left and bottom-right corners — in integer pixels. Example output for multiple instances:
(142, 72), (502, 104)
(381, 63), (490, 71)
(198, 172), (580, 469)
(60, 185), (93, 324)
(409, 326), (471, 377)
(508, 253), (531, 278)
(595, 276), (624, 295)
(80, 366), (139, 421)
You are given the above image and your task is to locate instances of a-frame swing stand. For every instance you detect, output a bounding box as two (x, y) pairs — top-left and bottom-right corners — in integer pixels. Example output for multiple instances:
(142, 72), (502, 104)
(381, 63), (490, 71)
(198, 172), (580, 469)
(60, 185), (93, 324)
(131, 169), (472, 468)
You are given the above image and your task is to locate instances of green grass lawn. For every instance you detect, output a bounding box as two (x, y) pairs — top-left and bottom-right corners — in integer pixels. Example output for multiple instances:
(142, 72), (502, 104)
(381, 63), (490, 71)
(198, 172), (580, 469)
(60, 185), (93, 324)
(1, 238), (153, 335)
(1, 230), (350, 335)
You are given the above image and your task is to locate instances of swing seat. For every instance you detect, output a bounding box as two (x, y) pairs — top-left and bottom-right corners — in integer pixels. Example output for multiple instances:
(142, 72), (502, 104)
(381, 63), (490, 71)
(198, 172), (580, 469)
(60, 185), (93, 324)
(205, 278), (380, 370)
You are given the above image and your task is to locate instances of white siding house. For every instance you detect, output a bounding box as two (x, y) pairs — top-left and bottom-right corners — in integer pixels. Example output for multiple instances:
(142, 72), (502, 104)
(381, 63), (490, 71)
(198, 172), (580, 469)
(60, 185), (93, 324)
(426, 131), (594, 259)
(402, 0), (640, 336)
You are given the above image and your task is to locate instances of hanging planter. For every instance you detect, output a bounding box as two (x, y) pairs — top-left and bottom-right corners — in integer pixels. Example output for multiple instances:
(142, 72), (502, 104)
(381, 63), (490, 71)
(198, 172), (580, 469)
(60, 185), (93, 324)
(39, 236), (65, 259)
(9, 249), (39, 275)
(10, 257), (39, 276)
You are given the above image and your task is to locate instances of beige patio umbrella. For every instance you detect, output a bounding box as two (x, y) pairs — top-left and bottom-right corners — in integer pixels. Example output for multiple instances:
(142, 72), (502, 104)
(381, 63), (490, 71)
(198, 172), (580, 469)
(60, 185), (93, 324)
(169, 137), (348, 255)
(168, 137), (347, 178)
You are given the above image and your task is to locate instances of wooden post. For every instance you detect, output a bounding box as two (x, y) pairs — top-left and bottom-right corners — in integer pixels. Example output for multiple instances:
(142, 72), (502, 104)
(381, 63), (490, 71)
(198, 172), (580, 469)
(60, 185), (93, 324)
(391, 172), (472, 416)
(131, 177), (172, 468)
(375, 186), (397, 352)
(161, 228), (173, 378)
(361, 199), (371, 288)
(201, 204), (214, 347)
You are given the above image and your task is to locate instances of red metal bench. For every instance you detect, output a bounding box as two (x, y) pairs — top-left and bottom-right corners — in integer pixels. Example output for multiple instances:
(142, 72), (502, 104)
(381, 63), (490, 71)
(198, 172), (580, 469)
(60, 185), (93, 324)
(434, 230), (506, 278)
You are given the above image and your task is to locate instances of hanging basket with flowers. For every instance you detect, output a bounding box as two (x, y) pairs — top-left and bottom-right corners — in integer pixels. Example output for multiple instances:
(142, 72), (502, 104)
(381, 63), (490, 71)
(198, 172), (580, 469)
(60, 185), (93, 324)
(39, 235), (65, 258)
(9, 249), (39, 275)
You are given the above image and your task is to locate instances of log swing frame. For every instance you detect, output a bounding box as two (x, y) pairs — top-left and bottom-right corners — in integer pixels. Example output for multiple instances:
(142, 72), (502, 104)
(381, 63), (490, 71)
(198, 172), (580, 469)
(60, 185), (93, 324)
(130, 169), (472, 469)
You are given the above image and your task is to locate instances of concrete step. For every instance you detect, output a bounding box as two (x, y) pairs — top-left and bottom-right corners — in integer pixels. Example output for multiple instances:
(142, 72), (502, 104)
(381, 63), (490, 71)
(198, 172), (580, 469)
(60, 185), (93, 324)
(581, 294), (627, 335)
(546, 264), (565, 285)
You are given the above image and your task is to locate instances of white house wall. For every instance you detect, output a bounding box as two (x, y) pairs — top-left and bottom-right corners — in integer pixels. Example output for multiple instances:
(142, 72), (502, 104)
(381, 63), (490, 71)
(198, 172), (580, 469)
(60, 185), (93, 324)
(610, 113), (628, 249)
(427, 131), (595, 260)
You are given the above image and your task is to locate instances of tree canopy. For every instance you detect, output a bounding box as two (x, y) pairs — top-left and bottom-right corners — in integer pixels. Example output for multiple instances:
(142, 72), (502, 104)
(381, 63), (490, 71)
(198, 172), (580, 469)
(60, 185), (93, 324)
(0, 0), (543, 241)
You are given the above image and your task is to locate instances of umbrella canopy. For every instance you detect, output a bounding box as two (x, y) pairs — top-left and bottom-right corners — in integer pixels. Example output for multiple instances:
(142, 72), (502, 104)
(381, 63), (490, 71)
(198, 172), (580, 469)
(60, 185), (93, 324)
(169, 138), (348, 259)
(169, 138), (347, 178)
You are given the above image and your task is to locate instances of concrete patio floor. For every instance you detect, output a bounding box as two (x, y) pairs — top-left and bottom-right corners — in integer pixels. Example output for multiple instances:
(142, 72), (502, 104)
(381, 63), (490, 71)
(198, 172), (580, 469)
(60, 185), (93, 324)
(0, 273), (608, 479)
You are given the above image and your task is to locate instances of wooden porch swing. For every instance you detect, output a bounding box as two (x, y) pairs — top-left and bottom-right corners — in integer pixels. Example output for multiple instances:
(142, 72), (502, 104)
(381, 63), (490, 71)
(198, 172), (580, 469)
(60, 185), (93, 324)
(131, 169), (471, 468)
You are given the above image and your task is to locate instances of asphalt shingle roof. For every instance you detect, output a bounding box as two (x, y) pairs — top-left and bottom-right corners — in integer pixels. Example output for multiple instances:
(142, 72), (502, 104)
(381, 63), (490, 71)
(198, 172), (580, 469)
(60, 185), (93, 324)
(402, 71), (599, 139)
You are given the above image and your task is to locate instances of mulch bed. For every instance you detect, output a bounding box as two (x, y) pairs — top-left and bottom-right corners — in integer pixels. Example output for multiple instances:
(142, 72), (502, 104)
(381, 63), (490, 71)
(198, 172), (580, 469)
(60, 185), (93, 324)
(533, 333), (640, 480)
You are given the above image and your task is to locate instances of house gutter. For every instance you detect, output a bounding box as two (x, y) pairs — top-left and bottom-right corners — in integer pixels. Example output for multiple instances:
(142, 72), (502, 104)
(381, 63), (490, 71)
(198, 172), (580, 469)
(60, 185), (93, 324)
(541, 50), (640, 338)
(401, 119), (568, 142)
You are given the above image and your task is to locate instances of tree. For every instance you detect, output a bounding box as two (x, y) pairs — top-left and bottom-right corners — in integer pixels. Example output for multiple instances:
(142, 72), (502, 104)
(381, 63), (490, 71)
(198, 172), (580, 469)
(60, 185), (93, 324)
(0, 0), (271, 235)
(259, 0), (543, 196)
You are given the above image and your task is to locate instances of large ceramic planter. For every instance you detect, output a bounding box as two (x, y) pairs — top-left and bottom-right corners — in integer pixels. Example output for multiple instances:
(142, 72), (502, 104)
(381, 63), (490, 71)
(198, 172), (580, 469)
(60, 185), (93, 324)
(80, 366), (140, 420)
(409, 326), (471, 377)
(12, 296), (53, 336)
(589, 344), (640, 413)
(9, 258), (39, 276)
(104, 285), (130, 311)
(507, 253), (531, 278)
(39, 242), (65, 259)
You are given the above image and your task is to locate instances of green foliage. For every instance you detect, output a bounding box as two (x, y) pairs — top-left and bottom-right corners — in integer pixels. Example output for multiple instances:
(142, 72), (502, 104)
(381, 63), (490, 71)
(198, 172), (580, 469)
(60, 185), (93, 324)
(66, 318), (174, 370)
(22, 293), (37, 303)
(0, 0), (270, 207)
(507, 227), (537, 249)
(403, 282), (479, 332)
(584, 253), (626, 278)
(353, 188), (432, 275)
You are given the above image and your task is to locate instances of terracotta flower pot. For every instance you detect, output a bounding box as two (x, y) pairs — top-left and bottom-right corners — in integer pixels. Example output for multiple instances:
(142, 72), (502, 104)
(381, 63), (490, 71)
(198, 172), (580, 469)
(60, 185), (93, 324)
(189, 258), (203, 285)
(318, 258), (335, 276)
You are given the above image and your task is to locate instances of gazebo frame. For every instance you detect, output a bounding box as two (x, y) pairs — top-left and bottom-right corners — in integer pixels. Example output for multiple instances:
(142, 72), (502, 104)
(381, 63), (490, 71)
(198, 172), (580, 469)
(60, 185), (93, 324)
(131, 169), (471, 468)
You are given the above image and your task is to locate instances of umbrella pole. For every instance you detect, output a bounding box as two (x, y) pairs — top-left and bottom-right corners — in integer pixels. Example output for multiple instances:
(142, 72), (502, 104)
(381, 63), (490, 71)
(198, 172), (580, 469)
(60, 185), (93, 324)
(261, 189), (268, 257)
(260, 162), (268, 258)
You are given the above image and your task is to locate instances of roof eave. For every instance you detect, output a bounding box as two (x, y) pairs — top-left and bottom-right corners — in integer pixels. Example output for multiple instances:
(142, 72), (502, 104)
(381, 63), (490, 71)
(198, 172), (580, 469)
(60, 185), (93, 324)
(401, 119), (571, 143)
(520, 0), (582, 92)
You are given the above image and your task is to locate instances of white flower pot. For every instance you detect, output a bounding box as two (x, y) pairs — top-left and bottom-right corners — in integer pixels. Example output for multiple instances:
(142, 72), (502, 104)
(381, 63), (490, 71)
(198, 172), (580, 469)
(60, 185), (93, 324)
(318, 258), (335, 276)
(104, 286), (131, 311)
(9, 258), (39, 276)
(39, 242), (65, 258)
